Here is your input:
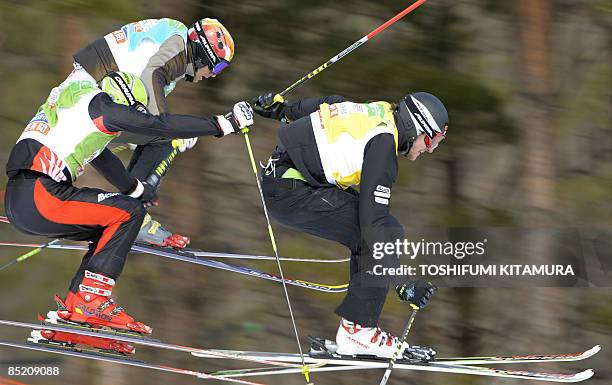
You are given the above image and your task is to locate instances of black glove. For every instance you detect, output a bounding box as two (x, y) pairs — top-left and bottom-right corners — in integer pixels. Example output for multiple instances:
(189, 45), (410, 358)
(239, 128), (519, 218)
(252, 92), (286, 120)
(140, 181), (158, 207)
(127, 179), (159, 207)
(396, 281), (437, 309)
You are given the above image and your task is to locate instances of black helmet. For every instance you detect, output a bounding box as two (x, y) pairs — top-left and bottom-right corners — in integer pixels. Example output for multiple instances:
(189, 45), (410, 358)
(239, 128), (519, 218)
(397, 92), (448, 153)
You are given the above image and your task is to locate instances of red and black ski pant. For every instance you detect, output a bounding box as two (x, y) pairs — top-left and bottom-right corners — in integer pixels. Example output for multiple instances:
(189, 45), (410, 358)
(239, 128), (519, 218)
(5, 170), (146, 292)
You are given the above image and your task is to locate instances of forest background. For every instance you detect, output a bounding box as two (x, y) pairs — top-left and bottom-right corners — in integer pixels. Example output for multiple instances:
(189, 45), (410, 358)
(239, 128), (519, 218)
(0, 1), (610, 384)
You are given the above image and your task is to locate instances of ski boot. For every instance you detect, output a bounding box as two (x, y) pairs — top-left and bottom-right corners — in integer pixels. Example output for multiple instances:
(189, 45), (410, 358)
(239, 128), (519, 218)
(136, 213), (190, 249)
(47, 270), (152, 335)
(35, 271), (150, 355)
(334, 318), (436, 361)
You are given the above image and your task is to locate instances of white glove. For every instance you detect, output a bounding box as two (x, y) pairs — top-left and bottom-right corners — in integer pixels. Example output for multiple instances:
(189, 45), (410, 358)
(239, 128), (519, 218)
(216, 101), (254, 136)
(232, 101), (254, 129)
(174, 137), (198, 152)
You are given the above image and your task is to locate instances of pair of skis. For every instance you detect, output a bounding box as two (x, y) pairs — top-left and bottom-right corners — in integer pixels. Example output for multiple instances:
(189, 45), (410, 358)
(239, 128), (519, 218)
(0, 318), (599, 383)
(0, 239), (349, 292)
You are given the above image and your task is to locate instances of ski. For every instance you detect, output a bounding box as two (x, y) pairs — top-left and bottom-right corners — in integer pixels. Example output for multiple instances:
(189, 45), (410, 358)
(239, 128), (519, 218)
(192, 340), (600, 367)
(193, 347), (600, 367)
(0, 241), (348, 293)
(195, 345), (596, 382)
(433, 346), (602, 365)
(192, 345), (601, 367)
(307, 337), (602, 366)
(131, 243), (348, 292)
(210, 363), (594, 382)
(186, 248), (349, 263)
(191, 334), (598, 382)
(0, 318), (307, 369)
(0, 239), (349, 263)
(0, 340), (266, 385)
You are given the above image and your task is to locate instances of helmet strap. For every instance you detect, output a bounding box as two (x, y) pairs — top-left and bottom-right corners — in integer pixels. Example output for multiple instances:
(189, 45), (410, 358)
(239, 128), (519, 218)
(192, 21), (220, 70)
(395, 103), (418, 156)
(188, 39), (209, 70)
(106, 72), (138, 106)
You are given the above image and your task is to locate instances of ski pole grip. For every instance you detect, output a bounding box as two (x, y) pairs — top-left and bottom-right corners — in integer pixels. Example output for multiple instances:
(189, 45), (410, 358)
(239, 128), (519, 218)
(272, 93), (285, 105)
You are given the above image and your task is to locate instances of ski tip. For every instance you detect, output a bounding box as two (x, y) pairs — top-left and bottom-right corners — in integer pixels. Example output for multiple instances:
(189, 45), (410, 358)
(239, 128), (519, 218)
(574, 369), (595, 382)
(578, 345), (601, 360)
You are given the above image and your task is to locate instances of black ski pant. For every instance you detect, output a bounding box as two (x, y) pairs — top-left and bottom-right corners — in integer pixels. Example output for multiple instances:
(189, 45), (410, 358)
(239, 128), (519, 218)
(261, 174), (388, 327)
(112, 134), (177, 191)
(5, 170), (146, 292)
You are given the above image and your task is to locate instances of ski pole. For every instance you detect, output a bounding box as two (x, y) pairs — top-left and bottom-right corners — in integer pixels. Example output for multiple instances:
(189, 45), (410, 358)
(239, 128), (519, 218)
(379, 305), (419, 385)
(110, 140), (182, 190)
(266, 0), (428, 105)
(0, 239), (61, 271)
(242, 2), (429, 381)
(242, 132), (313, 384)
(143, 139), (182, 189)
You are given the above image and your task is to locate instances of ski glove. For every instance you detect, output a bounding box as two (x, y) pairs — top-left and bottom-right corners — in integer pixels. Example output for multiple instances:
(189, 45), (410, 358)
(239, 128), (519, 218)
(216, 101), (254, 136)
(396, 281), (437, 309)
(128, 179), (159, 208)
(252, 92), (286, 120)
(174, 137), (198, 152)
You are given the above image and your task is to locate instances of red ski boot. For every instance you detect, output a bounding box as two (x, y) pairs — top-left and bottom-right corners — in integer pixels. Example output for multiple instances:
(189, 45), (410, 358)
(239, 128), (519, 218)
(50, 270), (152, 335)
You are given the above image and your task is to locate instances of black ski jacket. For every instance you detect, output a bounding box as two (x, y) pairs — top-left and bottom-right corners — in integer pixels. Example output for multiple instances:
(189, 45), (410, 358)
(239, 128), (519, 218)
(279, 96), (405, 252)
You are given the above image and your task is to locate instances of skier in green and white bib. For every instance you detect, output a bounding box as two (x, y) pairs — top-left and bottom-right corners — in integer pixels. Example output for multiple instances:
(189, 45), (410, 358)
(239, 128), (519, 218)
(5, 72), (253, 352)
(68, 17), (236, 247)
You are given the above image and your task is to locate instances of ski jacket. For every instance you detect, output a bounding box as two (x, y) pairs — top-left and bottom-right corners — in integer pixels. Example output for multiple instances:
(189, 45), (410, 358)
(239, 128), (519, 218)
(73, 18), (195, 115)
(6, 78), (222, 193)
(280, 96), (404, 245)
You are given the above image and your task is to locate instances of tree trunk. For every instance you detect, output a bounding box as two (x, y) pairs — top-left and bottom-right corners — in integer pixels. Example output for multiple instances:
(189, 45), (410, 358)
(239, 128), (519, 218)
(518, 0), (556, 224)
(516, 0), (565, 364)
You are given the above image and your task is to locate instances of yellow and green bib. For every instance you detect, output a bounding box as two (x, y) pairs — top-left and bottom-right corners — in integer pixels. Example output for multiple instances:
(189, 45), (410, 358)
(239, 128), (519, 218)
(310, 101), (398, 189)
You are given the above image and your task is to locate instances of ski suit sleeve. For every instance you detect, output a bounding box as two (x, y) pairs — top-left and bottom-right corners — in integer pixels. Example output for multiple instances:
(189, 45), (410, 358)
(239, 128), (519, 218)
(73, 37), (118, 81)
(283, 95), (346, 121)
(359, 134), (405, 264)
(139, 35), (188, 115)
(90, 148), (137, 194)
(90, 93), (222, 138)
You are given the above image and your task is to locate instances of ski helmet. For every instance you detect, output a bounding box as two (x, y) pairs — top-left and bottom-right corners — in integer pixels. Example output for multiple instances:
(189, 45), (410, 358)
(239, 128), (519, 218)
(397, 92), (448, 153)
(188, 18), (235, 75)
(100, 72), (148, 111)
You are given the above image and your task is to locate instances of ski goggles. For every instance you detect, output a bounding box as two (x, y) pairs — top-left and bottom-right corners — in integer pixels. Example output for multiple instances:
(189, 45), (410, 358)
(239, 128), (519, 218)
(210, 58), (230, 75)
(193, 22), (230, 75)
